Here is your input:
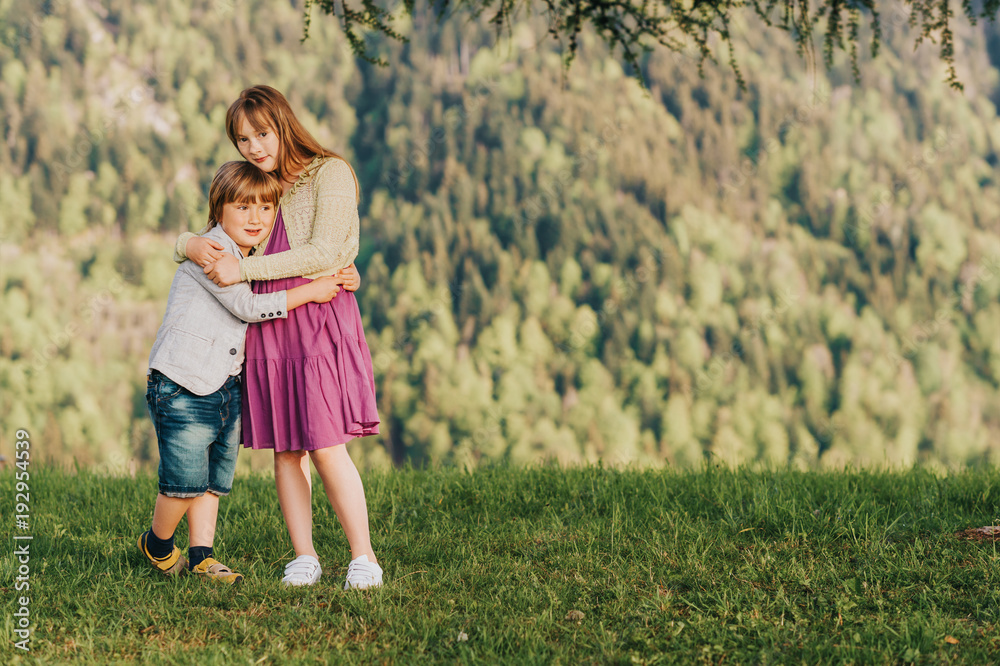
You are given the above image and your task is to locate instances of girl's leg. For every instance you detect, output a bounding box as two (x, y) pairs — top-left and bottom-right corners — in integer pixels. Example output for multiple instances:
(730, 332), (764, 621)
(274, 450), (317, 558)
(309, 445), (376, 563)
(151, 493), (194, 539)
(186, 492), (220, 547)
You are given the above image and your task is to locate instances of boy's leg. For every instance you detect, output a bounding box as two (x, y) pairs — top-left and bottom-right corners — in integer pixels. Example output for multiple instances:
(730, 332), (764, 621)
(139, 493), (194, 576)
(187, 492), (219, 570)
(188, 376), (243, 584)
(187, 492), (219, 547)
(152, 493), (196, 540)
(141, 371), (213, 576)
(187, 491), (241, 584)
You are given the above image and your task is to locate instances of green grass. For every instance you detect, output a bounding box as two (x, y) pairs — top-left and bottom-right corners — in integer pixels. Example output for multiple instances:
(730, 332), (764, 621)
(5, 465), (1000, 664)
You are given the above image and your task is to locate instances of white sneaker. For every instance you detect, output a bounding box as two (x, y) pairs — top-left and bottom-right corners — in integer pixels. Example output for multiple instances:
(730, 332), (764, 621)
(344, 555), (383, 590)
(282, 555), (322, 586)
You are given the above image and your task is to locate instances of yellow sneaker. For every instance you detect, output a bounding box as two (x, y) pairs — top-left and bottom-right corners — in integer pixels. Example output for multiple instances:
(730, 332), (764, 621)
(191, 557), (244, 585)
(137, 531), (186, 576)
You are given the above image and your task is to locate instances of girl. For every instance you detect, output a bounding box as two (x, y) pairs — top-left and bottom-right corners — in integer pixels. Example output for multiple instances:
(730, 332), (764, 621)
(175, 85), (382, 589)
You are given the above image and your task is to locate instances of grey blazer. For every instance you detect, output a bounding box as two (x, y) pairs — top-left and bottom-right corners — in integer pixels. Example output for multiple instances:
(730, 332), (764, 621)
(148, 225), (288, 396)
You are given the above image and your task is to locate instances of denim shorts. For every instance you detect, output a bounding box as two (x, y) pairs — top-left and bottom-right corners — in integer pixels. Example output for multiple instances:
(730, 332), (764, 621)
(145, 370), (241, 498)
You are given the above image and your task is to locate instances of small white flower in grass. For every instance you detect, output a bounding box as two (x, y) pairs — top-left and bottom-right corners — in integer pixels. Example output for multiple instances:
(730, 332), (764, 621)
(457, 631), (469, 642)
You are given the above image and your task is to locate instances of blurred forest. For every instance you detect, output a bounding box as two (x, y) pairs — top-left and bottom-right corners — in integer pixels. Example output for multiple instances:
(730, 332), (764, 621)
(3, 0), (1000, 472)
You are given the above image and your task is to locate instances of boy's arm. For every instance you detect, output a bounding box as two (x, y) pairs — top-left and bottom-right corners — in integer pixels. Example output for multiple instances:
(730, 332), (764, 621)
(184, 262), (345, 322)
(182, 261), (288, 323)
(286, 277), (342, 308)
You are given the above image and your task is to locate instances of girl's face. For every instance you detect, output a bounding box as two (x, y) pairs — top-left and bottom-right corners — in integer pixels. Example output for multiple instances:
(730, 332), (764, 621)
(236, 117), (280, 173)
(219, 200), (276, 256)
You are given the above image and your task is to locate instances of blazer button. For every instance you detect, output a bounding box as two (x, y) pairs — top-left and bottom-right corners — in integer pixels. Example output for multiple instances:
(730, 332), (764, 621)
(229, 348), (237, 355)
(268, 312), (274, 317)
(277, 311), (282, 316)
(261, 314), (266, 318)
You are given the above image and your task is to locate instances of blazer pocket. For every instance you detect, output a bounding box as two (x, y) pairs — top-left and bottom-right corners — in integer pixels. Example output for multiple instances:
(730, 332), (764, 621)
(161, 327), (215, 375)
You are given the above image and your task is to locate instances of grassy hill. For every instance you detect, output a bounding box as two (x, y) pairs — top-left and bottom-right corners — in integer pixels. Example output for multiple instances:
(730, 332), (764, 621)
(4, 465), (1000, 662)
(3, 0), (1000, 469)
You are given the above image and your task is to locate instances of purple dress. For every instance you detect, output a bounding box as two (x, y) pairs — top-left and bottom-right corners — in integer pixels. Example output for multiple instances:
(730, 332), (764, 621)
(242, 208), (380, 451)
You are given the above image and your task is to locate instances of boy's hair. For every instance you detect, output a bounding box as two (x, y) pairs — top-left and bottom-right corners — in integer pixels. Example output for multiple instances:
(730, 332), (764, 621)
(225, 85), (360, 201)
(207, 161), (283, 229)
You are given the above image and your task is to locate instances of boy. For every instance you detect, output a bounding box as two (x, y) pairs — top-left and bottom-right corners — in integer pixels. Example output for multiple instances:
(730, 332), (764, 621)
(137, 161), (357, 583)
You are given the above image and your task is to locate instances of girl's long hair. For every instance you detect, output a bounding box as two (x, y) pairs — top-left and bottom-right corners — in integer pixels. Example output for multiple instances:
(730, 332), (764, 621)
(225, 85), (360, 200)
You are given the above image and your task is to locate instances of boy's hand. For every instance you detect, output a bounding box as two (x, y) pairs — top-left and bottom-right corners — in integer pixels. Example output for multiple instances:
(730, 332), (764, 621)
(309, 276), (342, 303)
(336, 263), (361, 292)
(187, 236), (227, 268)
(205, 254), (241, 287)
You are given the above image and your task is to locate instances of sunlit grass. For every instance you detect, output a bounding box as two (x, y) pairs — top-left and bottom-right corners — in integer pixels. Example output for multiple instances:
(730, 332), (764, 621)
(5, 465), (1000, 663)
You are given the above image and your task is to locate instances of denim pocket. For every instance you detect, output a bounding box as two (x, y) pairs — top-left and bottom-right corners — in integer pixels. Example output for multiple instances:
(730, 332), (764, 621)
(155, 374), (186, 403)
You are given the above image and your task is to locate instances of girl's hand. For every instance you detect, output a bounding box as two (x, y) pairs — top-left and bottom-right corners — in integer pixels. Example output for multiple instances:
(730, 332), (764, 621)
(187, 236), (227, 268)
(205, 254), (242, 286)
(337, 263), (361, 292)
(309, 276), (343, 303)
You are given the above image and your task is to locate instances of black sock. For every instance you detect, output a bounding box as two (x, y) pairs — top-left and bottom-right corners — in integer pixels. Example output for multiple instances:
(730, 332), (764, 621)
(145, 528), (174, 559)
(189, 546), (213, 569)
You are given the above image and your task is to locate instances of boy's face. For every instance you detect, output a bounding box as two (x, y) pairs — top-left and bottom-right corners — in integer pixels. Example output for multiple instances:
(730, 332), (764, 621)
(219, 200), (277, 256)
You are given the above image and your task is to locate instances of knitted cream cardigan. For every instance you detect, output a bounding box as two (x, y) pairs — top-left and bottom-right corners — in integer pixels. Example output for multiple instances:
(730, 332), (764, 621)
(174, 156), (360, 281)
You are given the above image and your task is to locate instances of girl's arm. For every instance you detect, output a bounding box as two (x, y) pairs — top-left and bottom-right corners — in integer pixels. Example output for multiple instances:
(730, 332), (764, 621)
(173, 225), (229, 267)
(237, 159), (359, 282)
(174, 231), (197, 263)
(205, 259), (362, 292)
(189, 261), (345, 324)
(179, 233), (228, 268)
